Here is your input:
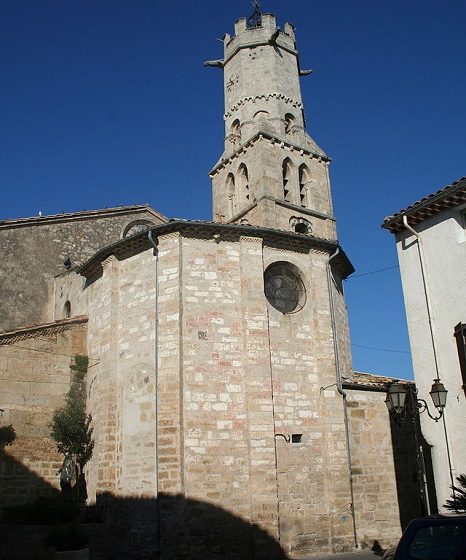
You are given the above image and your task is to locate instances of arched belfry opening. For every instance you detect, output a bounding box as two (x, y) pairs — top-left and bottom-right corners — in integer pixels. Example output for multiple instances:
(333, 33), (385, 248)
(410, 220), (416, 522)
(230, 119), (241, 148)
(238, 164), (250, 204)
(299, 164), (311, 208)
(226, 173), (236, 217)
(285, 113), (295, 136)
(63, 300), (71, 319)
(282, 158), (294, 203)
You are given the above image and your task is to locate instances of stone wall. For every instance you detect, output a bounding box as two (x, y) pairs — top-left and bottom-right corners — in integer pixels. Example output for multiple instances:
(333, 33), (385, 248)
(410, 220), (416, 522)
(84, 251), (157, 503)
(83, 231), (355, 558)
(346, 389), (401, 550)
(0, 206), (164, 332)
(0, 318), (87, 506)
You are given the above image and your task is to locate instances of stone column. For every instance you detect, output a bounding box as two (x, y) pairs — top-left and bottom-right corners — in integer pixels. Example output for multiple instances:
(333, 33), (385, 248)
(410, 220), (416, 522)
(155, 232), (186, 558)
(240, 236), (280, 551)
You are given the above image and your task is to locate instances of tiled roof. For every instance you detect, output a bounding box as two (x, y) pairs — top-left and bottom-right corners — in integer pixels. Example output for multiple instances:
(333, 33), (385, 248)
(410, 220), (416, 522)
(0, 316), (88, 341)
(0, 204), (167, 229)
(382, 176), (466, 233)
(343, 371), (413, 391)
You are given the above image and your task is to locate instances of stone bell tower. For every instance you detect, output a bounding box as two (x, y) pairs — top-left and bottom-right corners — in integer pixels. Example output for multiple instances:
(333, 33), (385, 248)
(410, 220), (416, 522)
(208, 5), (336, 241)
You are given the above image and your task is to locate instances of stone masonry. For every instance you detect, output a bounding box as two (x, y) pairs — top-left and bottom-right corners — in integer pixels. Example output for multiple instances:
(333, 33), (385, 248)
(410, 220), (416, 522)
(0, 317), (87, 505)
(0, 205), (165, 332)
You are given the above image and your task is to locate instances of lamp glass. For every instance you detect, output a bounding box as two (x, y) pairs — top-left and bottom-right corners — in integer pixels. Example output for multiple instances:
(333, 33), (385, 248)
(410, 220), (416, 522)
(388, 383), (407, 414)
(385, 394), (393, 413)
(430, 379), (447, 410)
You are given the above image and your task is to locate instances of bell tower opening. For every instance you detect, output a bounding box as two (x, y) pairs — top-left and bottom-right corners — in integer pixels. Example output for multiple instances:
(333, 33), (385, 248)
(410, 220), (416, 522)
(282, 158), (294, 204)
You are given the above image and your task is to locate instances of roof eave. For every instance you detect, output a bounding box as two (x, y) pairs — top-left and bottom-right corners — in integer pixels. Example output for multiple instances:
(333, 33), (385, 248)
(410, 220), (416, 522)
(78, 220), (354, 279)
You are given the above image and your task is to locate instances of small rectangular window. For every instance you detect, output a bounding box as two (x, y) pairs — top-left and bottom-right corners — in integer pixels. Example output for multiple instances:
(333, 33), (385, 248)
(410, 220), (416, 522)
(454, 322), (466, 397)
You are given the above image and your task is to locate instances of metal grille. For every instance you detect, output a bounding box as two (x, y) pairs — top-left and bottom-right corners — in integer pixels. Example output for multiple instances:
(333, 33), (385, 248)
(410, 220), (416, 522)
(247, 0), (262, 29)
(264, 263), (306, 313)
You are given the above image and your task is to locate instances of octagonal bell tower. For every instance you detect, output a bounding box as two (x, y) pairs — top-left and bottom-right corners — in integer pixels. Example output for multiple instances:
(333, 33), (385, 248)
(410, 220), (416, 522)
(208, 7), (336, 241)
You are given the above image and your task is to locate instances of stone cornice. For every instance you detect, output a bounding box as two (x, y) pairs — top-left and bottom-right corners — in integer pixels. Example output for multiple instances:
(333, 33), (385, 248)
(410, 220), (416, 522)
(210, 132), (330, 176)
(229, 196), (335, 224)
(224, 35), (297, 66)
(0, 316), (88, 344)
(78, 220), (354, 280)
(0, 204), (167, 230)
(225, 93), (303, 119)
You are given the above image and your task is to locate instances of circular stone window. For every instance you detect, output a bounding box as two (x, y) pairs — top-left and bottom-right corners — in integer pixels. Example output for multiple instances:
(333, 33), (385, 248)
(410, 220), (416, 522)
(264, 262), (306, 313)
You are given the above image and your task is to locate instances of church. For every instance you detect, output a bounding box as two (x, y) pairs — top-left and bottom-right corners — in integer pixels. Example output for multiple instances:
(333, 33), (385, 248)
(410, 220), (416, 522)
(0, 6), (422, 559)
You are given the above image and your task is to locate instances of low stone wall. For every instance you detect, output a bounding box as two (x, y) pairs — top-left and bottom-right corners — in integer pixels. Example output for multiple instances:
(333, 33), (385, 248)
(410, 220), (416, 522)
(0, 318), (87, 506)
(346, 388), (402, 550)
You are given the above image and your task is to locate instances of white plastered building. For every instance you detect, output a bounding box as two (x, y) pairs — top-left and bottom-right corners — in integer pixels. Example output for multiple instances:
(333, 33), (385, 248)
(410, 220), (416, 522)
(383, 176), (466, 510)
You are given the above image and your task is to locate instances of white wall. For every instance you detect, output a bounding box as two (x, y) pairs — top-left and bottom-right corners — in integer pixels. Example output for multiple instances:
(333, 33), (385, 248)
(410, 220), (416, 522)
(395, 209), (466, 509)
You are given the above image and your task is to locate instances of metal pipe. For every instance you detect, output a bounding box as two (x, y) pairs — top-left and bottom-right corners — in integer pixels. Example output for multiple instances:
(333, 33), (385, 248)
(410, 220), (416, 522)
(326, 247), (358, 548)
(147, 230), (161, 552)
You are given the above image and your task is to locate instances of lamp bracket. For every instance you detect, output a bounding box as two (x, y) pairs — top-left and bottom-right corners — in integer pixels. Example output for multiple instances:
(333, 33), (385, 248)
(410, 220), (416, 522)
(416, 398), (443, 422)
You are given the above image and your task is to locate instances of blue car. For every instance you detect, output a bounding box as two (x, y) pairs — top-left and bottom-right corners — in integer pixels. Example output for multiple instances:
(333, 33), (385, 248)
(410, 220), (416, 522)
(383, 515), (466, 560)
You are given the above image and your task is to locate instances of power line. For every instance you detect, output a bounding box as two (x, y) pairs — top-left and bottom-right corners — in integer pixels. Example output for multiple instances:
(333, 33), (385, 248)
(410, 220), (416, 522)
(351, 343), (411, 355)
(349, 265), (399, 279)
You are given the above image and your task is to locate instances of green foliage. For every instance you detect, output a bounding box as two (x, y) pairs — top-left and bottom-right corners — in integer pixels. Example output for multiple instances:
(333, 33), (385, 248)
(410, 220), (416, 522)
(2, 496), (79, 525)
(444, 474), (466, 513)
(0, 424), (16, 446)
(50, 355), (93, 469)
(45, 523), (89, 551)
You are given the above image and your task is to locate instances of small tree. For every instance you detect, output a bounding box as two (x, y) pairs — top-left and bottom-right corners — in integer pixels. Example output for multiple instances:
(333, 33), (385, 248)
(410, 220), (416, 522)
(444, 474), (466, 513)
(50, 355), (94, 501)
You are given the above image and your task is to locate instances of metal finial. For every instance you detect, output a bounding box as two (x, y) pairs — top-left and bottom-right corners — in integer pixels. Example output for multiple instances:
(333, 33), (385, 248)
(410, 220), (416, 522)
(248, 0), (262, 28)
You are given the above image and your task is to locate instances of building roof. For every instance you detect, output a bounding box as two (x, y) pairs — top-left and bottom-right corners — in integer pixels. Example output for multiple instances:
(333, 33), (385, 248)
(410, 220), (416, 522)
(382, 176), (466, 233)
(0, 204), (167, 230)
(343, 371), (413, 392)
(78, 219), (354, 279)
(0, 316), (88, 341)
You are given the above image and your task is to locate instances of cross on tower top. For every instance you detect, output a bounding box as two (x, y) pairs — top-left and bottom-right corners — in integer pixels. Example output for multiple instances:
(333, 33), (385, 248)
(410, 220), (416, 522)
(247, 0), (262, 28)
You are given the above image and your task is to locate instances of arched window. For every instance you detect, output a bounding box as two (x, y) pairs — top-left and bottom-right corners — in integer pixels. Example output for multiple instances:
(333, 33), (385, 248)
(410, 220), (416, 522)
(64, 301), (71, 319)
(230, 119), (241, 146)
(226, 173), (236, 215)
(238, 164), (250, 203)
(253, 110), (270, 122)
(121, 219), (156, 239)
(282, 158), (294, 203)
(299, 164), (311, 208)
(285, 113), (295, 136)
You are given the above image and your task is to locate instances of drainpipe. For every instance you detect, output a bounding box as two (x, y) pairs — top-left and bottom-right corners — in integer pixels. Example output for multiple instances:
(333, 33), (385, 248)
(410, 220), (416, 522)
(147, 230), (161, 552)
(326, 248), (358, 548)
(402, 215), (455, 500)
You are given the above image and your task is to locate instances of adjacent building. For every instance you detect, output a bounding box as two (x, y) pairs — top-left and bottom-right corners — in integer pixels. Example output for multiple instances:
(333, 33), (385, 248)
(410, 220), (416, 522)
(383, 176), (466, 510)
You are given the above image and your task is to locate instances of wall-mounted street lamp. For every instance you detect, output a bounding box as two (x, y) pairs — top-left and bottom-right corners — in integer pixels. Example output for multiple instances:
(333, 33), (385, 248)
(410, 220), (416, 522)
(386, 379), (448, 422)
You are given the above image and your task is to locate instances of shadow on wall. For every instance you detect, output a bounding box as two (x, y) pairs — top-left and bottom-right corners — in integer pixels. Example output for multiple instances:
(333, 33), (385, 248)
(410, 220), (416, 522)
(97, 492), (288, 560)
(389, 388), (438, 529)
(0, 446), (60, 507)
(1, 452), (288, 560)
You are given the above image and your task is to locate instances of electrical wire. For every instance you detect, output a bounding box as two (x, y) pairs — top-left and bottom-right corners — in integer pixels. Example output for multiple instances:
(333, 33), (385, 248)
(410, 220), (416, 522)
(351, 343), (411, 354)
(348, 265), (399, 279)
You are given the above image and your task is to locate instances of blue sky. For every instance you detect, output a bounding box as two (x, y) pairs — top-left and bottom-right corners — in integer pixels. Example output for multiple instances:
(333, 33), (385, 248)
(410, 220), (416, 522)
(1, 1), (465, 379)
